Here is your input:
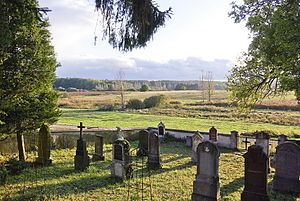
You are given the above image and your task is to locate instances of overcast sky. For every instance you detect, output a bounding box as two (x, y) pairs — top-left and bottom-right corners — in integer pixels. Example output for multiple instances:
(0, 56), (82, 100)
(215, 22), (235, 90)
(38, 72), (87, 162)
(39, 0), (250, 80)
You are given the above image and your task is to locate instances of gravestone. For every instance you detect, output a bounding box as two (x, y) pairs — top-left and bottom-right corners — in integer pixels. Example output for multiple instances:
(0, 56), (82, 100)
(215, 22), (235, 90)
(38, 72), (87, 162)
(241, 145), (269, 201)
(255, 131), (270, 172)
(191, 132), (204, 163)
(74, 122), (90, 171)
(209, 126), (218, 142)
(36, 123), (52, 165)
(110, 137), (132, 180)
(92, 134), (105, 161)
(230, 130), (239, 150)
(273, 142), (300, 193)
(186, 136), (193, 147)
(277, 134), (287, 145)
(158, 122), (165, 142)
(147, 131), (161, 169)
(191, 141), (221, 201)
(137, 129), (149, 157)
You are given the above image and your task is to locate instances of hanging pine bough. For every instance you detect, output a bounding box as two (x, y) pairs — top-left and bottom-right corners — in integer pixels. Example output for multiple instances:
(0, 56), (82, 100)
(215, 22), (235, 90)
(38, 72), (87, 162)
(95, 0), (172, 51)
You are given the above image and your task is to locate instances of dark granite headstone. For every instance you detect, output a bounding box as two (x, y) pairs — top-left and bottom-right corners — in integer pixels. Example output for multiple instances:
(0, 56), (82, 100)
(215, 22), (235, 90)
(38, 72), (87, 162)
(147, 131), (161, 169)
(110, 137), (132, 180)
(92, 134), (105, 161)
(273, 142), (300, 193)
(74, 122), (90, 171)
(137, 129), (149, 157)
(192, 141), (221, 201)
(209, 126), (217, 141)
(36, 123), (52, 165)
(158, 122), (165, 136)
(241, 145), (269, 201)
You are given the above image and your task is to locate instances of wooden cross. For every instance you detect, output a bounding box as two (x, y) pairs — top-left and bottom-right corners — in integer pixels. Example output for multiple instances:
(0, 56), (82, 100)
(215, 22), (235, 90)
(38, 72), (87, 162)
(77, 122), (85, 140)
(242, 137), (251, 150)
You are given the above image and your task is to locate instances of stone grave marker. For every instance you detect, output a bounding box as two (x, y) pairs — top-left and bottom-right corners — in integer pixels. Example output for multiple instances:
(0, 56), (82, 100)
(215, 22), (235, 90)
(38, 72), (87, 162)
(255, 131), (270, 172)
(137, 129), (149, 157)
(230, 130), (239, 150)
(273, 142), (300, 193)
(74, 122), (90, 171)
(191, 132), (204, 163)
(36, 123), (52, 165)
(277, 134), (287, 145)
(92, 134), (105, 161)
(147, 131), (161, 169)
(110, 137), (132, 180)
(241, 145), (269, 201)
(186, 136), (192, 147)
(209, 126), (218, 142)
(191, 141), (221, 201)
(158, 122), (165, 142)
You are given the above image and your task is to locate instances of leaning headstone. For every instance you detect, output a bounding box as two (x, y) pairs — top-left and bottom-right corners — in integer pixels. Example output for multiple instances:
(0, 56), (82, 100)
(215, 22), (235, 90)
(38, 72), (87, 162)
(191, 132), (204, 163)
(110, 137), (132, 180)
(241, 145), (269, 201)
(74, 122), (90, 171)
(92, 134), (105, 161)
(209, 126), (218, 142)
(277, 134), (287, 145)
(273, 142), (300, 193)
(36, 123), (52, 165)
(137, 129), (149, 157)
(191, 141), (221, 201)
(147, 131), (161, 169)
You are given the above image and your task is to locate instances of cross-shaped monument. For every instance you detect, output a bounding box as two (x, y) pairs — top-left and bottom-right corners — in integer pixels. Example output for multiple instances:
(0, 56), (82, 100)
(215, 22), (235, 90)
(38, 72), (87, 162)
(77, 122), (85, 140)
(242, 137), (251, 150)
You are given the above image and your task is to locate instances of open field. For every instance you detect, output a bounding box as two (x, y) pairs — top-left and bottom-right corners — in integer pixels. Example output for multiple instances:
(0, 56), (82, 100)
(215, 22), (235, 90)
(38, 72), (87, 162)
(1, 142), (299, 201)
(56, 90), (300, 137)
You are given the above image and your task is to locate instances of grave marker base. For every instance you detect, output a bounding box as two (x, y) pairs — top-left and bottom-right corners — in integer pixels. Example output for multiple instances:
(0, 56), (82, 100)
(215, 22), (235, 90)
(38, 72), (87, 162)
(241, 191), (270, 201)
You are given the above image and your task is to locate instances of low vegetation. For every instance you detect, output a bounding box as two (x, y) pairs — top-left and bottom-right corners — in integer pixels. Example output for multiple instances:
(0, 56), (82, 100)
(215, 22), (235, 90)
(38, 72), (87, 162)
(0, 142), (298, 201)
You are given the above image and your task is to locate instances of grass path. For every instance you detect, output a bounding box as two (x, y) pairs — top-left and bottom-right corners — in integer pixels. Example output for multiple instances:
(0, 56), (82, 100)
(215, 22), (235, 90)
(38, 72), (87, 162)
(58, 109), (300, 136)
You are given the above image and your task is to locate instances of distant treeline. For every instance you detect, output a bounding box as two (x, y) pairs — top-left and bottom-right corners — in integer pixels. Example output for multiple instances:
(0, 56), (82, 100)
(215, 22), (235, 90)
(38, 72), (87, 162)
(54, 78), (226, 91)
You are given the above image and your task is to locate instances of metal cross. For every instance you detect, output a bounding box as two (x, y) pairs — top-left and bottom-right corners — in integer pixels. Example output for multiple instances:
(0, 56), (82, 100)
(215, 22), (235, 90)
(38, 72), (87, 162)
(242, 137), (251, 150)
(77, 122), (85, 140)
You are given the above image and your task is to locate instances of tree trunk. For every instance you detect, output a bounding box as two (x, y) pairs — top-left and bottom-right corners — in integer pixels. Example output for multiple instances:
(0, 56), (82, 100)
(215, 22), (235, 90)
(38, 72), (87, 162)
(16, 130), (26, 161)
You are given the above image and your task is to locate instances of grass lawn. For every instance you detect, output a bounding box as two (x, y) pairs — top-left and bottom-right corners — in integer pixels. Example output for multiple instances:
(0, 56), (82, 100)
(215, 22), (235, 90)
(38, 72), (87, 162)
(1, 142), (298, 201)
(58, 109), (300, 137)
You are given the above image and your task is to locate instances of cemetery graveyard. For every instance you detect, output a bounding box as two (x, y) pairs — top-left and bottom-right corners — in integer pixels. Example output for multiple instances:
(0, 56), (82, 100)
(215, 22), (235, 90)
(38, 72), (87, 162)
(0, 122), (299, 200)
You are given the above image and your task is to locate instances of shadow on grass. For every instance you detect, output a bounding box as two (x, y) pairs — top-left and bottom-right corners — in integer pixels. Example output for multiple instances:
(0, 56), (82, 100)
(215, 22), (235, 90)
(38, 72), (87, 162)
(220, 177), (244, 198)
(267, 180), (298, 201)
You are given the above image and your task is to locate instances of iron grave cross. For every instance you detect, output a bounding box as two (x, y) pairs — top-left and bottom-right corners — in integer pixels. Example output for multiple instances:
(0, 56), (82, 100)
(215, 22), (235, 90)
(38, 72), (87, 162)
(77, 122), (85, 140)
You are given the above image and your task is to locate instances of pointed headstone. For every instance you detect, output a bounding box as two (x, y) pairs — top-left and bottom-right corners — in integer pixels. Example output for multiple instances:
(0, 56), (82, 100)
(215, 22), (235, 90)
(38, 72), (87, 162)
(36, 123), (52, 165)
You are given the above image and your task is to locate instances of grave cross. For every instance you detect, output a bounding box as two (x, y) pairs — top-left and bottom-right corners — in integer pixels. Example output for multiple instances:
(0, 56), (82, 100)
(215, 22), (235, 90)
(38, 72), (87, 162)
(77, 122), (85, 140)
(242, 137), (251, 150)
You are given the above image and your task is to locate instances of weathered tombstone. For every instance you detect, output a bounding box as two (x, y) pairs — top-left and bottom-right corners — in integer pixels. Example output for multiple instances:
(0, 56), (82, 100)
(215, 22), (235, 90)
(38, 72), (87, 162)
(186, 136), (193, 147)
(74, 122), (90, 171)
(137, 129), (149, 157)
(209, 126), (218, 142)
(273, 142), (300, 193)
(191, 141), (221, 201)
(110, 137), (132, 180)
(36, 123), (52, 165)
(230, 130), (239, 150)
(158, 122), (165, 142)
(255, 131), (270, 172)
(147, 131), (161, 169)
(92, 134), (105, 161)
(277, 134), (287, 145)
(191, 132), (204, 163)
(241, 145), (269, 201)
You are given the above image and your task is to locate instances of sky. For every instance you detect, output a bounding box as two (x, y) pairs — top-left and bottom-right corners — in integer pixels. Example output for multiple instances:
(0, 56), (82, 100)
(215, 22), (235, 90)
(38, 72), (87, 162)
(39, 0), (251, 80)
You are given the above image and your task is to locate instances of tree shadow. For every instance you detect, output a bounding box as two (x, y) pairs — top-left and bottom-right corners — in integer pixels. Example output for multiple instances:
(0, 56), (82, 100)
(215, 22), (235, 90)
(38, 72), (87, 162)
(267, 180), (298, 201)
(220, 177), (244, 197)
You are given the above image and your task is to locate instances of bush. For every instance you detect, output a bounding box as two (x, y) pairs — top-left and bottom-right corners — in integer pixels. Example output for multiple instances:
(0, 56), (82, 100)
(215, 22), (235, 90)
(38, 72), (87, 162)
(140, 84), (150, 92)
(126, 99), (145, 109)
(0, 165), (8, 185)
(5, 158), (28, 175)
(143, 95), (169, 108)
(97, 104), (118, 111)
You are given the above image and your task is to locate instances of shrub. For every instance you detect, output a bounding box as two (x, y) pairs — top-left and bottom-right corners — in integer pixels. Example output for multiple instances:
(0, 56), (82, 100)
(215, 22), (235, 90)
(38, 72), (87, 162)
(0, 165), (8, 185)
(144, 95), (169, 108)
(5, 158), (28, 175)
(126, 99), (145, 109)
(97, 104), (118, 111)
(140, 84), (150, 92)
